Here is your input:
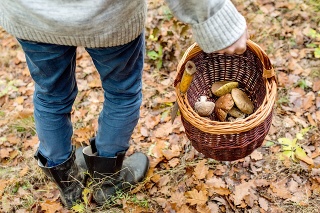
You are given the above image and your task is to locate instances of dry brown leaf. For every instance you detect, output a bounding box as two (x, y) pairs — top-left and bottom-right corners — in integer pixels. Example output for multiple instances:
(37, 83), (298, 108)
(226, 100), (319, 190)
(259, 197), (269, 211)
(313, 79), (320, 92)
(302, 92), (315, 110)
(193, 159), (209, 180)
(250, 150), (263, 161)
(233, 181), (254, 206)
(169, 191), (185, 207)
(168, 158), (180, 168)
(269, 181), (292, 199)
(23, 136), (38, 150)
(196, 204), (211, 213)
(158, 174), (170, 187)
(177, 204), (193, 213)
(206, 177), (226, 188)
(19, 166), (29, 177)
(277, 71), (289, 87)
(214, 164), (227, 176)
(185, 189), (207, 206)
(143, 113), (160, 130)
(0, 147), (12, 159)
(153, 122), (173, 138)
(316, 111), (320, 122)
(162, 144), (180, 160)
(208, 202), (220, 213)
(151, 173), (161, 183)
(40, 200), (63, 213)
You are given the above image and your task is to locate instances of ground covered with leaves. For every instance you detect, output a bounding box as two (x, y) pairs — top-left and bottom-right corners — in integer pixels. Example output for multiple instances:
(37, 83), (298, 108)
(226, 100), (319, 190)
(1, 0), (320, 212)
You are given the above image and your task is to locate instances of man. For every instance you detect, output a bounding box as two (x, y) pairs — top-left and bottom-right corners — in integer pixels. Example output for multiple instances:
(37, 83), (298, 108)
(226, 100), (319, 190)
(0, 0), (248, 208)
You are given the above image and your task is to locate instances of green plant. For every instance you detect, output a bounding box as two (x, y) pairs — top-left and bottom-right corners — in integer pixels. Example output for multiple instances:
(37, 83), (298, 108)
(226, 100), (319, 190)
(277, 127), (313, 165)
(10, 115), (36, 135)
(0, 80), (18, 97)
(147, 45), (163, 70)
(306, 28), (320, 58)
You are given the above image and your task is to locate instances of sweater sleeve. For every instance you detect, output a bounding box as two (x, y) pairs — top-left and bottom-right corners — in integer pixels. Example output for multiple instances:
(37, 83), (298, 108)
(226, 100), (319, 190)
(165, 0), (246, 53)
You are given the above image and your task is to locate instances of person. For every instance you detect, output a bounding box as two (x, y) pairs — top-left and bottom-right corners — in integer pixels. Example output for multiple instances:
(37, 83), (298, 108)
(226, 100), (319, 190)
(0, 0), (248, 208)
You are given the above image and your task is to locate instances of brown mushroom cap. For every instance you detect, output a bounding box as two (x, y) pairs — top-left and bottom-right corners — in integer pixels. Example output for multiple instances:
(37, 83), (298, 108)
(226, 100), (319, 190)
(211, 81), (238, 97)
(228, 106), (245, 118)
(231, 88), (254, 114)
(214, 93), (234, 121)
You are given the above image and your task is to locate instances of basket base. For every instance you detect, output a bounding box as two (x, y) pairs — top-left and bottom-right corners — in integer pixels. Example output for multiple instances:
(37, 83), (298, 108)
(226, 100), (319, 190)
(182, 110), (273, 161)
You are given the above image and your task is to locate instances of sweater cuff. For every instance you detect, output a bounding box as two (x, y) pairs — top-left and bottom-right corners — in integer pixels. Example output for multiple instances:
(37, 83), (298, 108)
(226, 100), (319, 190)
(192, 0), (246, 53)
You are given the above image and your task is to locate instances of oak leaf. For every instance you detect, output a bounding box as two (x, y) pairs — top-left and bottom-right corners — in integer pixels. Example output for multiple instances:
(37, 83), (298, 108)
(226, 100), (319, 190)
(233, 181), (254, 206)
(40, 200), (63, 213)
(162, 144), (181, 160)
(185, 189), (207, 205)
(193, 159), (209, 180)
(169, 191), (185, 207)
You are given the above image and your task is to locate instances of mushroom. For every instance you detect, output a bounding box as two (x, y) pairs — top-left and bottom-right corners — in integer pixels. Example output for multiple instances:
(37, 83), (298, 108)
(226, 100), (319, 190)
(228, 106), (245, 118)
(179, 60), (197, 94)
(214, 93), (234, 121)
(194, 96), (215, 117)
(211, 81), (238, 97)
(231, 88), (254, 114)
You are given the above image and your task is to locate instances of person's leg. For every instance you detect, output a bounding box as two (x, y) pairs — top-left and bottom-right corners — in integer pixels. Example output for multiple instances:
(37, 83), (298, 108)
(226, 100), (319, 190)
(83, 33), (149, 205)
(85, 33), (144, 157)
(17, 39), (83, 207)
(17, 39), (77, 166)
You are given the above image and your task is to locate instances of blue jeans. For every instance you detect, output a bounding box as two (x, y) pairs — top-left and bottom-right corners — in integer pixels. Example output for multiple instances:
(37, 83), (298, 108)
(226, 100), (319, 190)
(18, 34), (144, 167)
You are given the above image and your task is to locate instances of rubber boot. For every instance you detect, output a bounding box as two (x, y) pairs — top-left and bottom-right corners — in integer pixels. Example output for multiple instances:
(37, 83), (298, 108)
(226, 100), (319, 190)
(35, 149), (84, 208)
(82, 138), (149, 205)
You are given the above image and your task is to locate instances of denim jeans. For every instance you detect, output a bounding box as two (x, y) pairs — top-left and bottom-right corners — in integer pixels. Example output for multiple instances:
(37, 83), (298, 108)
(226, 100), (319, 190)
(18, 33), (144, 167)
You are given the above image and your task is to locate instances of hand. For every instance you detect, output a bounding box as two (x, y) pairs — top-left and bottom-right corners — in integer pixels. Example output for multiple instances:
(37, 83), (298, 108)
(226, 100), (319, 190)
(216, 28), (249, 55)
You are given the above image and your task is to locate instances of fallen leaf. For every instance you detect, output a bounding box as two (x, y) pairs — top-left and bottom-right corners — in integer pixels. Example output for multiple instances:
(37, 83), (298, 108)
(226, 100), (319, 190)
(168, 158), (180, 168)
(250, 150), (263, 160)
(259, 197), (269, 211)
(313, 79), (320, 92)
(162, 144), (180, 160)
(185, 189), (207, 205)
(193, 159), (209, 180)
(19, 166), (29, 177)
(269, 181), (292, 199)
(169, 191), (185, 207)
(40, 200), (63, 213)
(295, 146), (314, 165)
(233, 181), (254, 206)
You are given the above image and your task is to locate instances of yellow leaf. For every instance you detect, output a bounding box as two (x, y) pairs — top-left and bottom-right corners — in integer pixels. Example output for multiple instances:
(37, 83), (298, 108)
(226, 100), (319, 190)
(295, 147), (314, 165)
(72, 203), (85, 212)
(281, 150), (293, 160)
(278, 138), (293, 151)
(296, 133), (303, 140)
(82, 188), (91, 205)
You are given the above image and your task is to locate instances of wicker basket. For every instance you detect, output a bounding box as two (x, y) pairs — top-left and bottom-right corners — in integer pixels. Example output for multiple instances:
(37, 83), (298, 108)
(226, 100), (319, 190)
(174, 40), (277, 161)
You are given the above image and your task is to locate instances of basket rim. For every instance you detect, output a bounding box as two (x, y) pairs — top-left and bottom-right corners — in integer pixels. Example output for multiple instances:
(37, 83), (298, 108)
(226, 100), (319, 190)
(174, 40), (277, 134)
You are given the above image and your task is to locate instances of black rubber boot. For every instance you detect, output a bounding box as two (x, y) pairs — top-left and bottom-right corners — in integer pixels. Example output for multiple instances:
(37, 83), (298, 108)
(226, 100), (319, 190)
(82, 138), (149, 205)
(35, 149), (84, 208)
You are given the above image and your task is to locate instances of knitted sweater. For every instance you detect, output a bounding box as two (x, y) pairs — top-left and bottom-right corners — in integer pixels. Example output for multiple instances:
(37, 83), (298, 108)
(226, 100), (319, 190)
(0, 0), (246, 53)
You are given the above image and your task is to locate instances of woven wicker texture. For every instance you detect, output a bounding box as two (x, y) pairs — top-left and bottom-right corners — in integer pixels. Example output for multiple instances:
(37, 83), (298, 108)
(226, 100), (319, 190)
(174, 40), (277, 161)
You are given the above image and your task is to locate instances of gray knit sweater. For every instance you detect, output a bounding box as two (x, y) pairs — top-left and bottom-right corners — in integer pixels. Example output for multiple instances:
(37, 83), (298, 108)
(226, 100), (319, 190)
(0, 0), (246, 53)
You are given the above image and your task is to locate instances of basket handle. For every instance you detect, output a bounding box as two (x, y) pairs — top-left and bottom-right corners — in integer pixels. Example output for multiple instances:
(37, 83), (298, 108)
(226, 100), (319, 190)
(174, 40), (275, 87)
(246, 40), (275, 79)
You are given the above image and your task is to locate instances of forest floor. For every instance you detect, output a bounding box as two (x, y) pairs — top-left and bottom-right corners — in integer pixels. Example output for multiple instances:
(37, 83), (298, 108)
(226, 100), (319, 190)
(0, 0), (320, 212)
